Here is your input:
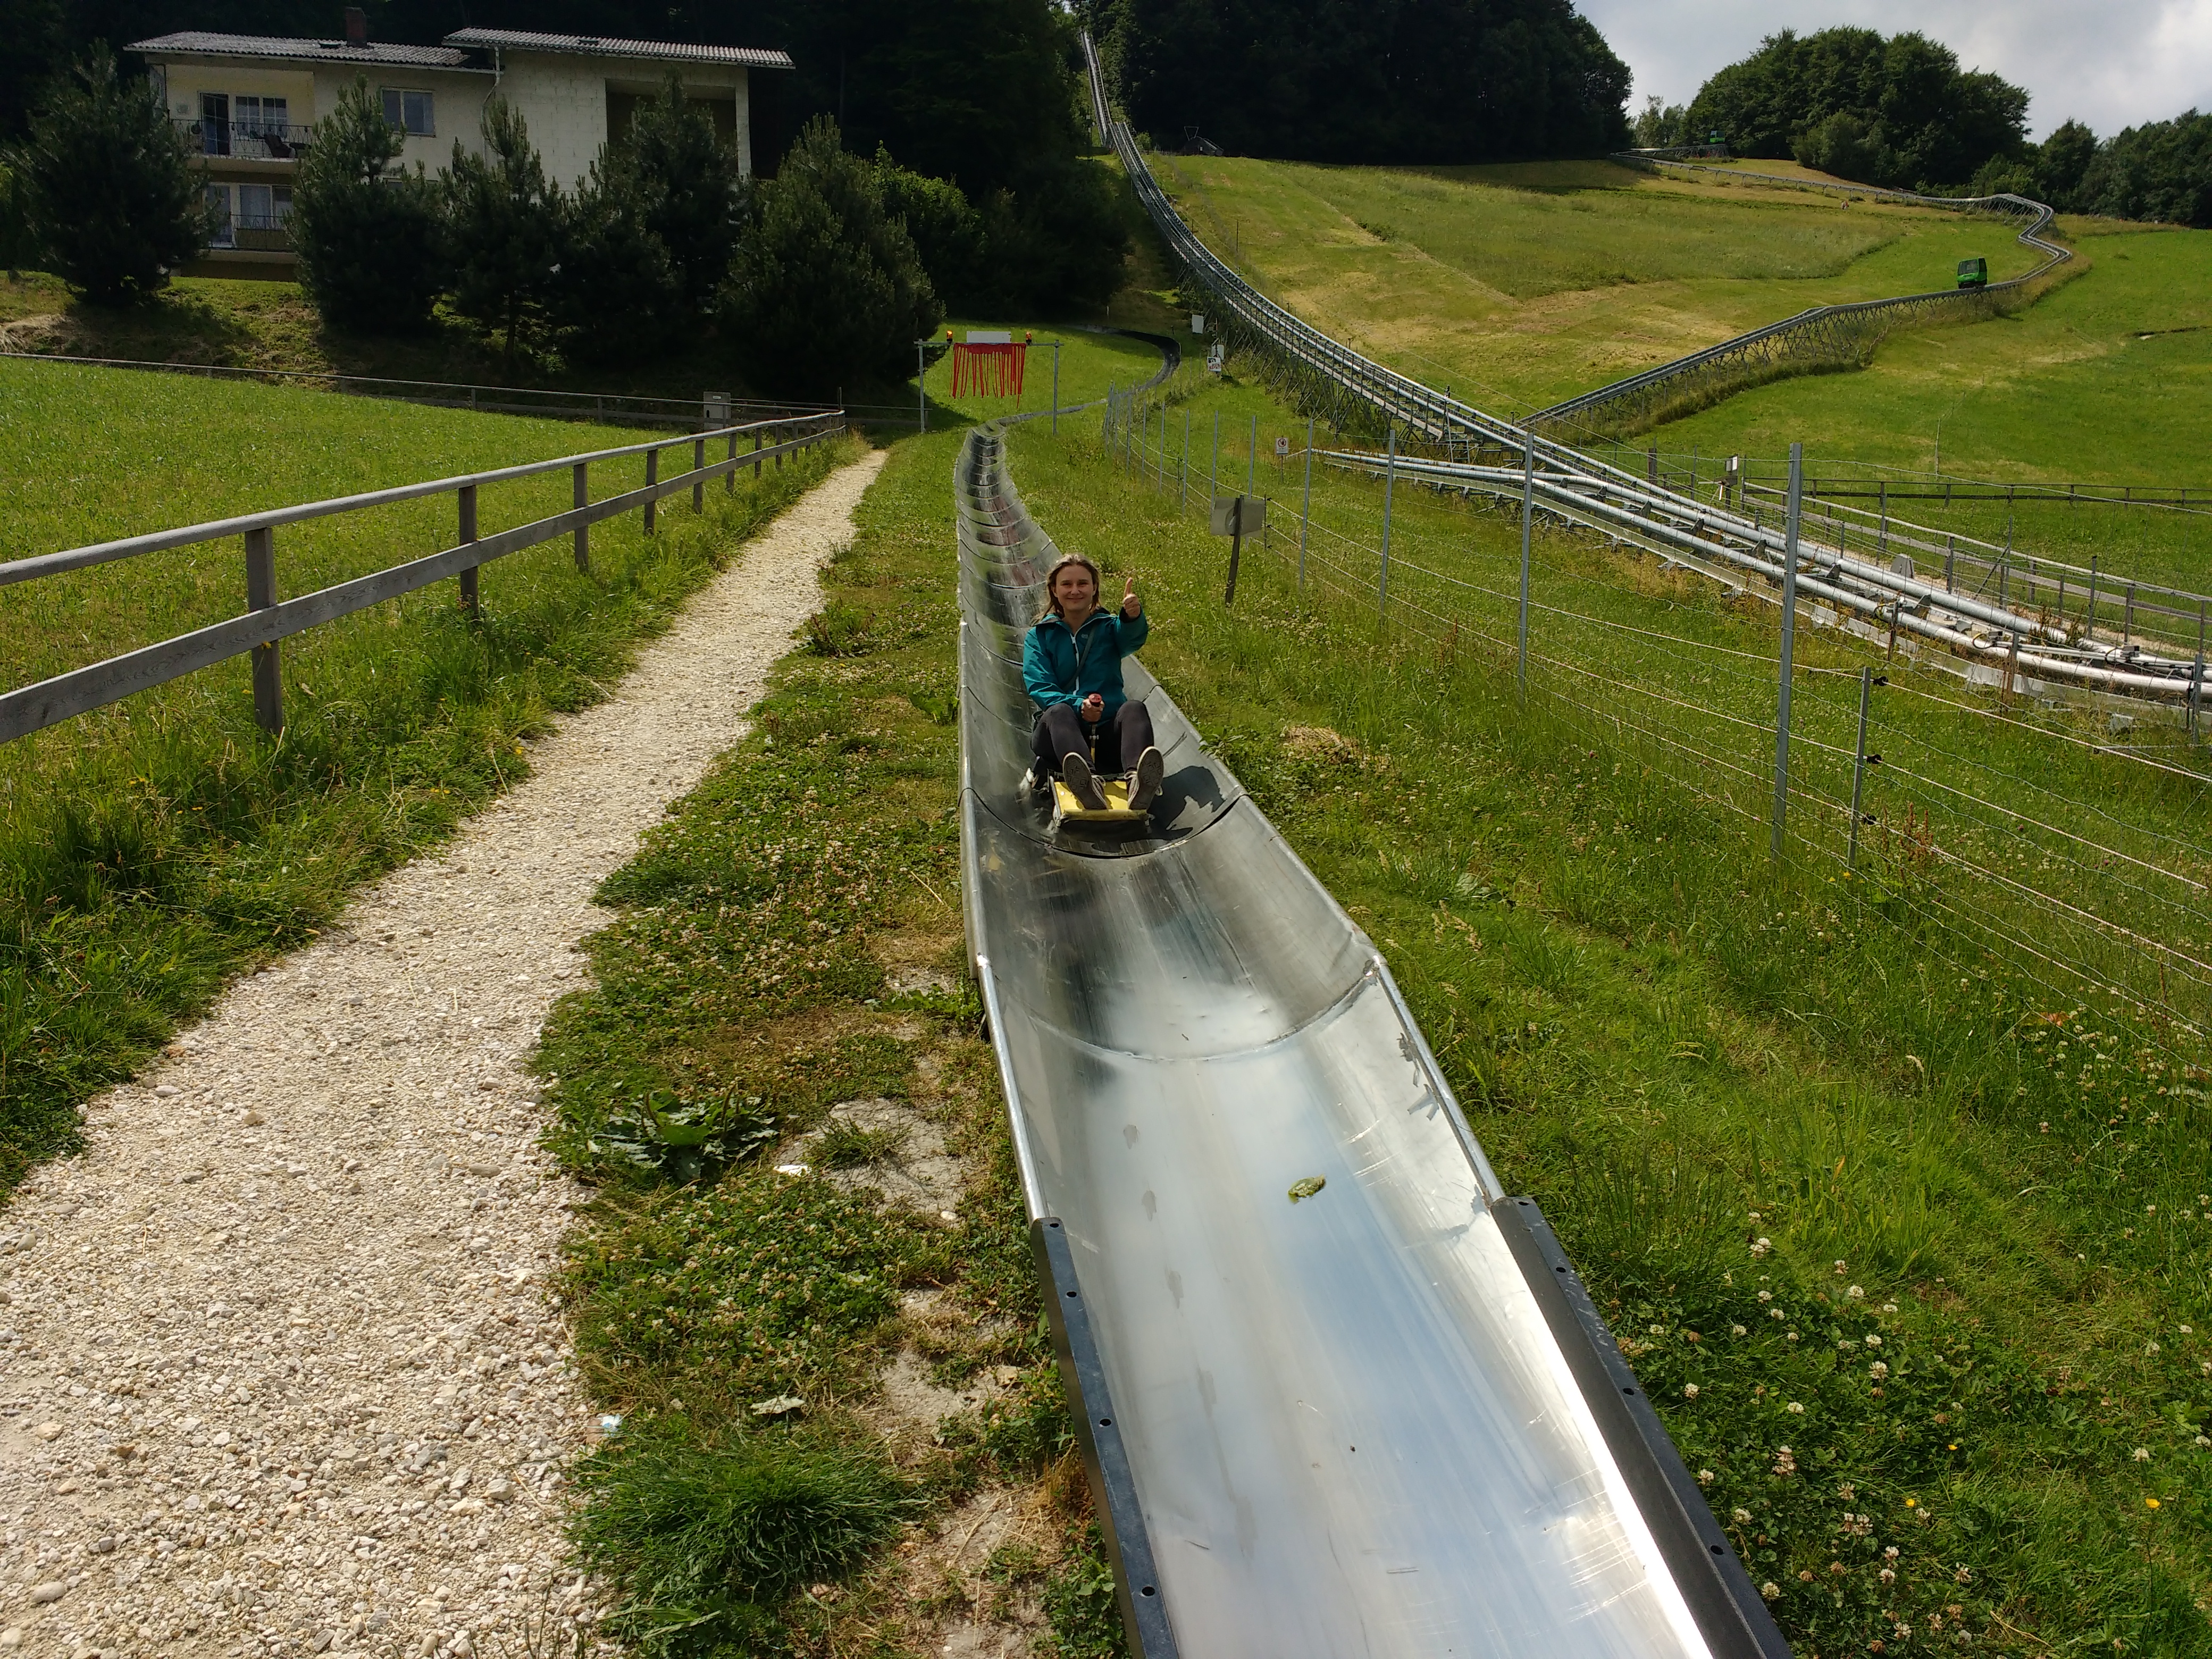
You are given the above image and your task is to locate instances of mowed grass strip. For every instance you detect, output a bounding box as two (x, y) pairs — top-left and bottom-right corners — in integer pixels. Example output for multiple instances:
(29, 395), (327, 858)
(1004, 409), (2212, 1656)
(0, 359), (857, 1195)
(533, 423), (1131, 1657)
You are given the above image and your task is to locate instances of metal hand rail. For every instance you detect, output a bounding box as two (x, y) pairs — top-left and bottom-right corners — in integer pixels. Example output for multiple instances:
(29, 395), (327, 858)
(0, 410), (844, 744)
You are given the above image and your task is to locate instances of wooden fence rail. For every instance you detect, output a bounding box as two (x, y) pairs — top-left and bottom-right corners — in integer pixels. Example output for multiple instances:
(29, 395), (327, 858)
(0, 411), (844, 746)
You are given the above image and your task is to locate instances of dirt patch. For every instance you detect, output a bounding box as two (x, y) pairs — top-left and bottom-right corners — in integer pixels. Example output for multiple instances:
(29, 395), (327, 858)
(1284, 723), (1362, 760)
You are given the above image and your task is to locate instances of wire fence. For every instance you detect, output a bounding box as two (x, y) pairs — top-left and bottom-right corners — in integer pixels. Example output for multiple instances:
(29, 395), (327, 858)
(1093, 389), (2212, 1060)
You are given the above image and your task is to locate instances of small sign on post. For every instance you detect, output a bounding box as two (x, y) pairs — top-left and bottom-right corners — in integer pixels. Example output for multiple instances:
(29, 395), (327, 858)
(1206, 341), (1225, 375)
(1273, 434), (1291, 462)
(1191, 313), (1206, 334)
(1211, 496), (1265, 606)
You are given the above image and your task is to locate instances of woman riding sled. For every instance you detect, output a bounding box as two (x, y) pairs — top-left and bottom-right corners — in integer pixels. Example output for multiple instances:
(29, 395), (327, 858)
(1023, 552), (1165, 811)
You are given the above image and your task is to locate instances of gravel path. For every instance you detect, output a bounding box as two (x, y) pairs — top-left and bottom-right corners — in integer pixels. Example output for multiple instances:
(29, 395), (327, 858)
(0, 450), (886, 1659)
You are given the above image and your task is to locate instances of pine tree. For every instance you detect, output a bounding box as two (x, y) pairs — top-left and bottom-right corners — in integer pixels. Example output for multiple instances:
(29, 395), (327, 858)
(12, 46), (207, 303)
(445, 97), (560, 365)
(290, 76), (447, 334)
(553, 80), (743, 363)
(724, 117), (940, 396)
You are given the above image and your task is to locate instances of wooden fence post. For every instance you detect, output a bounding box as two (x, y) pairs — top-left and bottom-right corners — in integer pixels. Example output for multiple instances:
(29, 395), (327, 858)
(458, 483), (480, 616)
(726, 429), (737, 493)
(644, 447), (658, 533)
(573, 462), (589, 571)
(693, 437), (705, 512)
(245, 526), (282, 734)
(754, 431), (763, 479)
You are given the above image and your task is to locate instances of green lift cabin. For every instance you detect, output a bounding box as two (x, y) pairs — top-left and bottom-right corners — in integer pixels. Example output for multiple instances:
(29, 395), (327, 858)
(1956, 256), (1989, 289)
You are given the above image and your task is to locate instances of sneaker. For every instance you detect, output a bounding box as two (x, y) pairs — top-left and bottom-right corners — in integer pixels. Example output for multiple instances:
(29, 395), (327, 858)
(1061, 750), (1108, 810)
(1128, 745), (1166, 811)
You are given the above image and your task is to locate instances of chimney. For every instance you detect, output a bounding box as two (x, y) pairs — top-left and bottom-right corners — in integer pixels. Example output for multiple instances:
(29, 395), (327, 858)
(343, 7), (367, 44)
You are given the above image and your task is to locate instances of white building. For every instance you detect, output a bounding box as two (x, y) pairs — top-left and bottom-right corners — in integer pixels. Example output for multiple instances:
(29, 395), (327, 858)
(130, 10), (792, 274)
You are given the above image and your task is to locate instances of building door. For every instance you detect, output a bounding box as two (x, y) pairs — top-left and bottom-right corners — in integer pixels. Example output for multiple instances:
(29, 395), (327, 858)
(199, 91), (229, 155)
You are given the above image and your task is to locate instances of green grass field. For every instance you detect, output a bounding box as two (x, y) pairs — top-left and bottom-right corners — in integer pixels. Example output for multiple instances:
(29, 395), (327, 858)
(0, 357), (859, 1195)
(1150, 154), (2051, 413)
(999, 386), (2212, 1655)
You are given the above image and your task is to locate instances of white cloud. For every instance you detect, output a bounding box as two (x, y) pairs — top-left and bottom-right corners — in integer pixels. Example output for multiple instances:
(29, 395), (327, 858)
(1582, 0), (2212, 139)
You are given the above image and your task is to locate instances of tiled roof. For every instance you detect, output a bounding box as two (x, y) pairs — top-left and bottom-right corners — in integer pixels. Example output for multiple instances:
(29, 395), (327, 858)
(128, 31), (484, 70)
(442, 28), (794, 70)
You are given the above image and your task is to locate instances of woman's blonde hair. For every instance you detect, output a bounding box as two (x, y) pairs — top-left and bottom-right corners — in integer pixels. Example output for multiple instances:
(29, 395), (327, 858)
(1038, 552), (1103, 623)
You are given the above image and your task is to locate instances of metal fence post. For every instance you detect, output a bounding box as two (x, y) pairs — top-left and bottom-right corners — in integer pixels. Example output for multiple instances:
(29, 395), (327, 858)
(573, 463), (589, 571)
(1518, 428), (1534, 698)
(1052, 341), (1061, 435)
(458, 484), (479, 616)
(2085, 555), (2099, 639)
(692, 437), (705, 512)
(2123, 583), (2136, 646)
(1379, 425), (1396, 623)
(1246, 414), (1257, 504)
(1182, 409), (1190, 508)
(2191, 602), (2205, 741)
(1298, 416), (1313, 589)
(644, 447), (658, 533)
(1771, 442), (1804, 860)
(1848, 665), (1872, 867)
(245, 526), (282, 734)
(1211, 409), (1220, 505)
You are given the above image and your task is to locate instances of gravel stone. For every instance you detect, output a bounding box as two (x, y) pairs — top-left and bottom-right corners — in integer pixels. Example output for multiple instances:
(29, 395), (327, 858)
(0, 454), (883, 1656)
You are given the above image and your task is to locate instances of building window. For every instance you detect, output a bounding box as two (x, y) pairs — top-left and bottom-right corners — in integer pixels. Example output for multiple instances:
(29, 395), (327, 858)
(381, 88), (434, 136)
(199, 91), (230, 155)
(236, 95), (289, 135)
(237, 183), (292, 230)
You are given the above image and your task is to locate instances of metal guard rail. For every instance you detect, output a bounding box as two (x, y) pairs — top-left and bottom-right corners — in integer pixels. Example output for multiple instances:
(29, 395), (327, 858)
(0, 412), (844, 745)
(1320, 446), (2203, 703)
(1084, 37), (2206, 699)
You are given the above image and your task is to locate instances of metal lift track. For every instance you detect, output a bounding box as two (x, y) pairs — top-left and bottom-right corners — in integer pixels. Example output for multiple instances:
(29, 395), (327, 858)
(956, 429), (1792, 1658)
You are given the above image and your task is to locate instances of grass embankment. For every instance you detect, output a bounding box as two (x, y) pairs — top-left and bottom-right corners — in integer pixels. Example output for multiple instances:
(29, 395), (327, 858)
(999, 396), (2212, 1657)
(1150, 153), (2049, 413)
(529, 418), (1124, 1657)
(0, 357), (857, 1193)
(1103, 368), (2212, 1033)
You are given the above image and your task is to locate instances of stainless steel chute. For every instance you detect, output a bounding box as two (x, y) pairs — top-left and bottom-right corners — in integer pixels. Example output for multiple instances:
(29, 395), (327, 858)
(956, 429), (1791, 1659)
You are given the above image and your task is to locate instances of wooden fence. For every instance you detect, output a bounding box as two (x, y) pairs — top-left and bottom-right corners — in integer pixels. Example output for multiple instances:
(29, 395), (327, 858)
(0, 410), (845, 744)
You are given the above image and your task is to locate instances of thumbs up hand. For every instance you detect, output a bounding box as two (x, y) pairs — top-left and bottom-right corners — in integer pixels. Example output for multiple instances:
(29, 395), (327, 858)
(1121, 576), (1142, 618)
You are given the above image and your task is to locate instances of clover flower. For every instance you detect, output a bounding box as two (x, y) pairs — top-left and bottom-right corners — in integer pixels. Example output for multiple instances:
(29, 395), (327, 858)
(1759, 1582), (1780, 1601)
(1683, 1384), (1699, 1400)
(1698, 1469), (1716, 1486)
(2133, 1446), (2150, 1461)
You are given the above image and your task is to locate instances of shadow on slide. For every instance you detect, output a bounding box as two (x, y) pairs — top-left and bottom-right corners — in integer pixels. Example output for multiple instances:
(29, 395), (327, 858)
(954, 427), (1795, 1658)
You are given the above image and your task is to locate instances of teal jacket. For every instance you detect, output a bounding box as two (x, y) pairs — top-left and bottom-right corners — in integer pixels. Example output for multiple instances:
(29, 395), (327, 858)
(1023, 607), (1150, 713)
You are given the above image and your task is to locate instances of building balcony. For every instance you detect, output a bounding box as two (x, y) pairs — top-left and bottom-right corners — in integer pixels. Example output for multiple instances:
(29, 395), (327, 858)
(208, 213), (293, 253)
(179, 118), (315, 162)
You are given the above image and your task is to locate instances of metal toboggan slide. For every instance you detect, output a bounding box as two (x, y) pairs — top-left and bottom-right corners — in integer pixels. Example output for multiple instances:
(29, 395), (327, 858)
(956, 429), (1794, 1659)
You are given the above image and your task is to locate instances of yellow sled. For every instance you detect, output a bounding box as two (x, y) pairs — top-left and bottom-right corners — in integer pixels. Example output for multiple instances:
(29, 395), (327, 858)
(1052, 774), (1150, 826)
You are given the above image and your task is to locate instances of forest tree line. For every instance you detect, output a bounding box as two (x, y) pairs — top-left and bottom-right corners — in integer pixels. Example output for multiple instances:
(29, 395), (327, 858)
(1636, 27), (2212, 228)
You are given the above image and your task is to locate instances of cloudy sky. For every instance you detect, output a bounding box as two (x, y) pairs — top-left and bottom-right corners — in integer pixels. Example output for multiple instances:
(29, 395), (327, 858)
(1578, 0), (2212, 140)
